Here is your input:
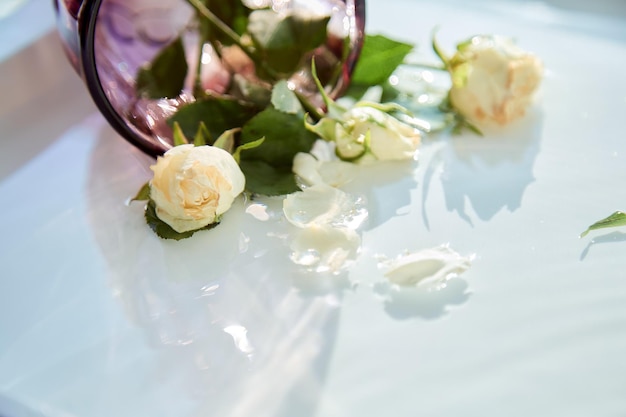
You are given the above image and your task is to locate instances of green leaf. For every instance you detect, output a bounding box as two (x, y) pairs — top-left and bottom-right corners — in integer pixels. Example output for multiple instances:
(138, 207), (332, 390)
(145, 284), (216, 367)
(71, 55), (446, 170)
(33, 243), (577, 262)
(248, 10), (295, 50)
(238, 108), (317, 195)
(213, 128), (240, 154)
(131, 182), (151, 202)
(233, 137), (265, 164)
(240, 107), (318, 167)
(213, 2), (249, 37)
(185, 0), (251, 50)
(145, 200), (218, 240)
(248, 10), (330, 52)
(580, 211), (626, 238)
(271, 80), (303, 115)
(239, 160), (300, 196)
(168, 97), (258, 143)
(350, 34), (414, 87)
(228, 74), (272, 109)
(193, 122), (211, 147)
(172, 122), (189, 146)
(290, 12), (331, 52)
(136, 37), (188, 99)
(229, 74), (272, 108)
(342, 83), (370, 102)
(304, 116), (338, 142)
(248, 10), (330, 74)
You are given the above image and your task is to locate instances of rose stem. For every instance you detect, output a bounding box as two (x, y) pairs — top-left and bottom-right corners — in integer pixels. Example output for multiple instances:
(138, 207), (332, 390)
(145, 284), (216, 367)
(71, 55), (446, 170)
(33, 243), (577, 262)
(186, 0), (280, 81)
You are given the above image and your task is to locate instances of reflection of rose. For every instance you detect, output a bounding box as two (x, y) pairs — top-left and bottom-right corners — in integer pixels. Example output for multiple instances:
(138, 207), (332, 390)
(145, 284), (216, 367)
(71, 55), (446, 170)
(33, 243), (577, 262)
(150, 144), (245, 233)
(448, 35), (543, 126)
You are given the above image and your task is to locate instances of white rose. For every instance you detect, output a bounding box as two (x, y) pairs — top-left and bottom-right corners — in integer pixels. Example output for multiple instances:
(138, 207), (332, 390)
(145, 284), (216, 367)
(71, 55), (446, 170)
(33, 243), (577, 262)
(292, 140), (358, 188)
(150, 144), (245, 233)
(448, 35), (543, 126)
(336, 106), (421, 162)
(378, 246), (473, 287)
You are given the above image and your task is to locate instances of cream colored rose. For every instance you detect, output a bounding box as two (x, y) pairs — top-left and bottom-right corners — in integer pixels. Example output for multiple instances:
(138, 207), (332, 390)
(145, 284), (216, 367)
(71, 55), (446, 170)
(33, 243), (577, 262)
(336, 106), (421, 162)
(150, 144), (245, 233)
(448, 35), (543, 125)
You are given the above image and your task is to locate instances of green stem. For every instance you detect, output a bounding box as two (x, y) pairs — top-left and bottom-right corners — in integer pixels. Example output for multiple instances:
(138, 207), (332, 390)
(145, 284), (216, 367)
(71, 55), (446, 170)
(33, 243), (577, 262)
(401, 61), (447, 72)
(431, 28), (452, 73)
(295, 91), (324, 121)
(193, 2), (211, 97)
(186, 0), (280, 80)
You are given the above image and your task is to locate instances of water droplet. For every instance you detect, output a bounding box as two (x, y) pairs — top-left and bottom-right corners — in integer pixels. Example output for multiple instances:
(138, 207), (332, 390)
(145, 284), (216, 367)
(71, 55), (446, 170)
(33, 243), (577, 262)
(239, 232), (251, 253)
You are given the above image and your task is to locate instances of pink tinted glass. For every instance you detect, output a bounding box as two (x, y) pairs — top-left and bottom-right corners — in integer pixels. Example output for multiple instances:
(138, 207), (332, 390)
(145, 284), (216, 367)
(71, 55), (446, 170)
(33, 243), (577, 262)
(53, 0), (366, 156)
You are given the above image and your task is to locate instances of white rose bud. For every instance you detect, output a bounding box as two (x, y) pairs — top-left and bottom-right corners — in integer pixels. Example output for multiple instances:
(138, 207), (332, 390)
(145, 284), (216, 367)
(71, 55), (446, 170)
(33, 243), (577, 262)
(448, 35), (543, 126)
(336, 106), (421, 162)
(150, 144), (245, 233)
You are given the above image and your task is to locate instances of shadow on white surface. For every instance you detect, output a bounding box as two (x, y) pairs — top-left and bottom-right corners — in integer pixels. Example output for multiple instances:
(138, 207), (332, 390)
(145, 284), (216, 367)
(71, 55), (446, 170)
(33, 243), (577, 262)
(0, 393), (47, 417)
(373, 277), (471, 320)
(0, 32), (95, 181)
(421, 108), (543, 227)
(0, 0), (55, 61)
(580, 231), (626, 261)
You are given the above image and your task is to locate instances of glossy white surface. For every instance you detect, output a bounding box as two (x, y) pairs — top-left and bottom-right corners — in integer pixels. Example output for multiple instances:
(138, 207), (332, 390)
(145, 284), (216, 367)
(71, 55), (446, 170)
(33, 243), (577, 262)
(0, 0), (54, 61)
(2, 1), (626, 416)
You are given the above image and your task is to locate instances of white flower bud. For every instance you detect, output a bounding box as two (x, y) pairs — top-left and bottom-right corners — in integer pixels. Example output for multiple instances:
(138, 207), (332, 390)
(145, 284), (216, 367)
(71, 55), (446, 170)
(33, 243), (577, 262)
(337, 106), (421, 162)
(150, 144), (245, 233)
(448, 35), (543, 125)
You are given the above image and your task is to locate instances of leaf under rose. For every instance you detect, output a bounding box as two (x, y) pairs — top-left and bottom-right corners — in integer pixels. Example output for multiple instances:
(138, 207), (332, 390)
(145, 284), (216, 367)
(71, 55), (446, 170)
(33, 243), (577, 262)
(239, 107), (318, 195)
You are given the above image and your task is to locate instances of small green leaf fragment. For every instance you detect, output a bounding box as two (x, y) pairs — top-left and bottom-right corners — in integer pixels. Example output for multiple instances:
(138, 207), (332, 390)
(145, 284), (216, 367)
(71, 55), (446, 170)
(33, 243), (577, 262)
(304, 116), (338, 141)
(172, 122), (189, 146)
(145, 200), (218, 240)
(271, 80), (303, 114)
(213, 128), (240, 154)
(136, 37), (188, 99)
(580, 211), (626, 238)
(456, 37), (473, 52)
(233, 137), (265, 164)
(464, 120), (483, 136)
(131, 182), (151, 202)
(194, 122), (211, 147)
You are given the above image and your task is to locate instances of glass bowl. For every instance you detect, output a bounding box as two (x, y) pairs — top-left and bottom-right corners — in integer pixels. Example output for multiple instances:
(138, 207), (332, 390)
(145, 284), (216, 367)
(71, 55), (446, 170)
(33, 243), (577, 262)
(53, 0), (366, 157)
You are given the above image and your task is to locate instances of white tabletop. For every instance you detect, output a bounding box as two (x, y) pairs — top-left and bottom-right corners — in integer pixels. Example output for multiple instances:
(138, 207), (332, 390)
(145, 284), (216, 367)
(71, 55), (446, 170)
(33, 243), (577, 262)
(1, 1), (626, 416)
